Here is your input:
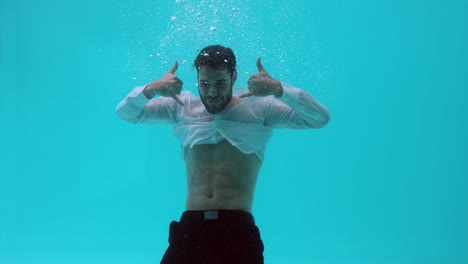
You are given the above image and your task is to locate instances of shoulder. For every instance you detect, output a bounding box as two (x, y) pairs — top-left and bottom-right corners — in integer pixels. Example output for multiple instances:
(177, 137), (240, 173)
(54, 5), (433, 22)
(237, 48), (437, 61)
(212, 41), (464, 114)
(232, 87), (248, 96)
(178, 91), (197, 103)
(178, 91), (205, 111)
(180, 90), (196, 98)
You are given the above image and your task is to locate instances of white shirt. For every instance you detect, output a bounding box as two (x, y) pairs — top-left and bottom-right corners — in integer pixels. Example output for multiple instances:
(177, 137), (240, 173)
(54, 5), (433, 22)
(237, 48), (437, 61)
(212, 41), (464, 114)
(115, 82), (329, 162)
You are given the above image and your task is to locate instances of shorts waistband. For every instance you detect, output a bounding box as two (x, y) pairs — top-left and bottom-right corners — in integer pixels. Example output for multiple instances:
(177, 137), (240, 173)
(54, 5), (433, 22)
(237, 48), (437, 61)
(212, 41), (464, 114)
(180, 210), (254, 223)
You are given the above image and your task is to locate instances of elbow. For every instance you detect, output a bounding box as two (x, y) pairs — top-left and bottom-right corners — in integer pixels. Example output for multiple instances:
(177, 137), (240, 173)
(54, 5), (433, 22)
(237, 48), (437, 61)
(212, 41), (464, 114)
(321, 109), (331, 127)
(115, 108), (140, 124)
(309, 109), (330, 129)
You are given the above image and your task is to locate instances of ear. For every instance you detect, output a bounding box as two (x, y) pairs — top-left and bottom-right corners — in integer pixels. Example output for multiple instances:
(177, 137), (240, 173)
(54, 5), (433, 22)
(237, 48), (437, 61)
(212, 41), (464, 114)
(232, 70), (238, 83)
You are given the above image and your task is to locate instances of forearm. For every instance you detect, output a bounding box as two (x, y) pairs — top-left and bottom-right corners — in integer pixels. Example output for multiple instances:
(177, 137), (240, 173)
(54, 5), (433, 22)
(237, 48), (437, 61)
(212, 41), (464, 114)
(276, 82), (330, 128)
(116, 85), (180, 124)
(115, 86), (150, 123)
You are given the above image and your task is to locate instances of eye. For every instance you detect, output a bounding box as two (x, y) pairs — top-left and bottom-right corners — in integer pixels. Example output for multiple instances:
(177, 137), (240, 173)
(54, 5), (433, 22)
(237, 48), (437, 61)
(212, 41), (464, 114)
(215, 80), (228, 88)
(200, 81), (210, 88)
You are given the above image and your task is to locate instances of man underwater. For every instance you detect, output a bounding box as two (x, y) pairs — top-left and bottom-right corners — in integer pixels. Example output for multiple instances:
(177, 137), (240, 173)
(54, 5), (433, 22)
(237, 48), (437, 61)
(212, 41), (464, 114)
(116, 45), (330, 263)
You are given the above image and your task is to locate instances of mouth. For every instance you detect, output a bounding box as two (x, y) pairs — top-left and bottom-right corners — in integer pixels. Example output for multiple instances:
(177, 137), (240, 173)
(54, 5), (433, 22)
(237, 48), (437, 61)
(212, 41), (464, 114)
(206, 97), (220, 103)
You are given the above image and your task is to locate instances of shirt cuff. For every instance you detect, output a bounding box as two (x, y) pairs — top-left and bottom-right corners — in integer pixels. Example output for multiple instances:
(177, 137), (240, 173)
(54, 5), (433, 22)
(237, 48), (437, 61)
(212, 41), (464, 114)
(129, 86), (151, 107)
(277, 81), (300, 105)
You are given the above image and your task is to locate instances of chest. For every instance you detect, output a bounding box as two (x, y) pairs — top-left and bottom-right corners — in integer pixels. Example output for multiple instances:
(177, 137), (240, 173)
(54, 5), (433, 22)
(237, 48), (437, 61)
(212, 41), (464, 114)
(185, 140), (261, 173)
(179, 97), (266, 124)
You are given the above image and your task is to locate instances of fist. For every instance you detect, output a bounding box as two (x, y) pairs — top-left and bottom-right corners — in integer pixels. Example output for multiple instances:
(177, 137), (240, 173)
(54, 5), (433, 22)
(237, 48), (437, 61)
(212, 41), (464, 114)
(240, 57), (283, 98)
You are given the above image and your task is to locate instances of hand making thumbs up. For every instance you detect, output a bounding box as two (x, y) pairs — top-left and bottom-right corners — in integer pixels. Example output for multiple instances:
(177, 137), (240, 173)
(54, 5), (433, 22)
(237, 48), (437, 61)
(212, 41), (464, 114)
(143, 61), (184, 105)
(240, 57), (283, 98)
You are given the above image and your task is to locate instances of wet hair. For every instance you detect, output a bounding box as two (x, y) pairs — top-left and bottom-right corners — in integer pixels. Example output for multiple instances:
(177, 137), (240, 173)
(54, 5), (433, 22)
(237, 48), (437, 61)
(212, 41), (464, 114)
(193, 45), (236, 76)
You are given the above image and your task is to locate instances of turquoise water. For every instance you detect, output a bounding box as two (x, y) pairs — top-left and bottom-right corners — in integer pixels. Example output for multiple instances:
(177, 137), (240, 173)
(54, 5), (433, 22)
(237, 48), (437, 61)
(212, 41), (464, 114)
(2, 0), (467, 263)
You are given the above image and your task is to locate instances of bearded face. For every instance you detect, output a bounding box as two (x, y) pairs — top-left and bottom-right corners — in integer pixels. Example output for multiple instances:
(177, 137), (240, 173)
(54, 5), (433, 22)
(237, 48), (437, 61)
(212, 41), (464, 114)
(197, 66), (237, 114)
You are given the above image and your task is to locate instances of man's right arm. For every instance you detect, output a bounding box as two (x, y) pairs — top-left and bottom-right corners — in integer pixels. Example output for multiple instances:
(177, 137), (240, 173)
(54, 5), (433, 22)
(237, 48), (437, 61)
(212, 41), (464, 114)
(115, 61), (184, 124)
(115, 86), (180, 124)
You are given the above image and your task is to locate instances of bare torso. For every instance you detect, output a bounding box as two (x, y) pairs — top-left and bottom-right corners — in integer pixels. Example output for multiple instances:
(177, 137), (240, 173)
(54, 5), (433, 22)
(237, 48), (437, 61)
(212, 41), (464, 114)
(184, 139), (262, 213)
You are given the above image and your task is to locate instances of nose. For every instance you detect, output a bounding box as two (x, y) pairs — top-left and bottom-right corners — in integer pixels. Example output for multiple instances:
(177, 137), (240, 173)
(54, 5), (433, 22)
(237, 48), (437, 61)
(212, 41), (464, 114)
(207, 86), (218, 97)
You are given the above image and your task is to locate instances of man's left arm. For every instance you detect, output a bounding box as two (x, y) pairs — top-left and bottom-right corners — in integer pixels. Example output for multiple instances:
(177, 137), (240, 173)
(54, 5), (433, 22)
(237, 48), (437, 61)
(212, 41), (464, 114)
(264, 81), (330, 129)
(241, 57), (330, 129)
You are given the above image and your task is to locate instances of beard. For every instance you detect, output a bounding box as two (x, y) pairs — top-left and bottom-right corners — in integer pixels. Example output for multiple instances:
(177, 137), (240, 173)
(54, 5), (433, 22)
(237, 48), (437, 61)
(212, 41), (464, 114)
(200, 90), (233, 114)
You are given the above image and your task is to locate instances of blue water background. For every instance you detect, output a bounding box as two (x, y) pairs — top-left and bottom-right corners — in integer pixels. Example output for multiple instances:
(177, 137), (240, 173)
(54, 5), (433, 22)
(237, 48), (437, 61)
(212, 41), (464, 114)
(1, 0), (467, 263)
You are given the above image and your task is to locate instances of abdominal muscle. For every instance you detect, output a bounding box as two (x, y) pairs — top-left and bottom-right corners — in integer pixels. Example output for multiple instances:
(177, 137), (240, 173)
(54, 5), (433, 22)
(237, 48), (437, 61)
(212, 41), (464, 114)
(184, 140), (262, 213)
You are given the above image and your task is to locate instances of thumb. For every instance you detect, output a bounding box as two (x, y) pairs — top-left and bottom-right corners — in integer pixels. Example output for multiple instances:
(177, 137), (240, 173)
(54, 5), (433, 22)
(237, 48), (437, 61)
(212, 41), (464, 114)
(171, 94), (184, 106)
(240, 91), (255, 98)
(256, 57), (266, 72)
(167, 60), (178, 74)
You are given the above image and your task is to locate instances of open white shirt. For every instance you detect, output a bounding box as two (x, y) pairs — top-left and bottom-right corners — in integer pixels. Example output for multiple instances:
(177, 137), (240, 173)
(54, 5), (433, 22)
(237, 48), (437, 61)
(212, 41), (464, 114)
(115, 82), (329, 162)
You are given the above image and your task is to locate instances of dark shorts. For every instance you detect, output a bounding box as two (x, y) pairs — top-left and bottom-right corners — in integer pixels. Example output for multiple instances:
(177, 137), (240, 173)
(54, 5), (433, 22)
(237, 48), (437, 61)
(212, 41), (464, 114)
(160, 210), (264, 264)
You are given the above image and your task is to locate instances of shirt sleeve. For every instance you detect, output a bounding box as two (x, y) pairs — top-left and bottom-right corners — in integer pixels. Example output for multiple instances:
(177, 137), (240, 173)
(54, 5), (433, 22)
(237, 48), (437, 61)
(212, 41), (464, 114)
(263, 82), (330, 129)
(115, 86), (180, 124)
